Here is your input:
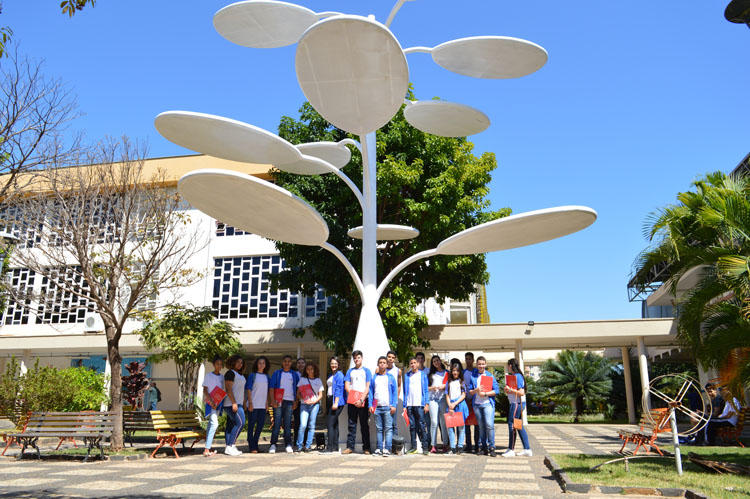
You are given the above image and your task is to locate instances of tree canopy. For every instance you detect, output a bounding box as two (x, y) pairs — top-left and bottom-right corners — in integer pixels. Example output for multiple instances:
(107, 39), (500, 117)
(631, 171), (750, 394)
(137, 304), (241, 410)
(272, 90), (509, 359)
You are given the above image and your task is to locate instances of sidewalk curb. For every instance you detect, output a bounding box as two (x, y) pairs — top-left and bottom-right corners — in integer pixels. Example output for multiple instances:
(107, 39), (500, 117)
(543, 454), (708, 498)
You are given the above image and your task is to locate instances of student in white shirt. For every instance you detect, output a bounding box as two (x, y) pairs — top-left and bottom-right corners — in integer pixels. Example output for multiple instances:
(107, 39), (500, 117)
(343, 350), (373, 455)
(202, 356), (224, 457)
(245, 355), (269, 453)
(370, 356), (398, 456)
(296, 362), (325, 452)
(386, 350), (402, 442)
(706, 391), (742, 446)
(404, 357), (430, 454)
(269, 355), (300, 454)
(446, 363), (469, 455)
(427, 355), (448, 453)
(463, 351), (480, 453)
(223, 354), (246, 456)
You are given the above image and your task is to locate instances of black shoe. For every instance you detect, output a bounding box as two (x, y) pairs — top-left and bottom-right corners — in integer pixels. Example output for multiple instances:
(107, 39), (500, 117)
(423, 449), (430, 455)
(319, 448), (331, 454)
(483, 448), (489, 456)
(465, 445), (473, 453)
(489, 448), (497, 457)
(456, 447), (463, 455)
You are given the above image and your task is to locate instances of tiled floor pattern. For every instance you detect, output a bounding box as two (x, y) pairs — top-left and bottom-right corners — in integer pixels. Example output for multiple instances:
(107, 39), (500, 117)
(0, 423), (657, 498)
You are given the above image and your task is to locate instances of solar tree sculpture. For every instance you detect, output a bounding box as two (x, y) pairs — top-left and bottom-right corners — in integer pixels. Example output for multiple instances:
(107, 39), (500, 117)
(155, 0), (598, 370)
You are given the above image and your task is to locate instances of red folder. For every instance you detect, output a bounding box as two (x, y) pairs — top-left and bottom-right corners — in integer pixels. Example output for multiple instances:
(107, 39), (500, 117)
(402, 407), (410, 427)
(347, 390), (364, 405)
(505, 374), (517, 390)
(480, 375), (493, 392)
(465, 407), (477, 426)
(299, 383), (315, 401)
(209, 386), (226, 406)
(274, 388), (284, 404)
(444, 411), (465, 428)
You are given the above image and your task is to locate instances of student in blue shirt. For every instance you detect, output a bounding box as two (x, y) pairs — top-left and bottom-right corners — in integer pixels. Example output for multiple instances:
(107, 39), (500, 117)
(321, 356), (346, 453)
(404, 356), (430, 454)
(502, 358), (532, 457)
(463, 351), (481, 453)
(468, 355), (499, 457)
(268, 355), (300, 453)
(343, 350), (372, 455)
(369, 356), (398, 456)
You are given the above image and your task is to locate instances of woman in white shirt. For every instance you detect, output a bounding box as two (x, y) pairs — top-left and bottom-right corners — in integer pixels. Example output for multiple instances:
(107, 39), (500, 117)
(245, 355), (270, 453)
(427, 355), (448, 453)
(201, 356), (224, 457)
(295, 361), (325, 452)
(223, 354), (246, 456)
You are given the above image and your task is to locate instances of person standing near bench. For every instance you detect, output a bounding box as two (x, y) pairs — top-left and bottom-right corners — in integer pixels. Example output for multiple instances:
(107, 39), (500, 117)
(468, 356), (499, 457)
(370, 356), (398, 456)
(223, 354), (246, 456)
(502, 357), (532, 457)
(343, 350), (372, 455)
(322, 356), (345, 453)
(202, 356), (224, 457)
(245, 355), (270, 453)
(404, 356), (430, 454)
(269, 355), (299, 453)
(296, 361), (325, 452)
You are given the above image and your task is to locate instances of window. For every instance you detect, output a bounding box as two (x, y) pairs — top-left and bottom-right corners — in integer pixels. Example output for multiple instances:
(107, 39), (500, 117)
(216, 222), (248, 237)
(211, 256), (331, 320)
(0, 205), (42, 249)
(2, 268), (35, 325)
(36, 266), (92, 324)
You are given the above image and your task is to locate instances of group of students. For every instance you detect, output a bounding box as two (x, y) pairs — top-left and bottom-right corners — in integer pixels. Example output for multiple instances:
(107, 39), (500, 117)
(200, 350), (532, 458)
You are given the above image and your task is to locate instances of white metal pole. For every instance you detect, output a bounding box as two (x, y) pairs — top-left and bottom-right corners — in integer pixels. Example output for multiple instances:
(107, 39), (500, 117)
(670, 409), (683, 475)
(637, 336), (651, 411)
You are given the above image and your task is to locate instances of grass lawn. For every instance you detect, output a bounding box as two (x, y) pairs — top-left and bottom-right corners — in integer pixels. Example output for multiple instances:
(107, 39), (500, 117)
(554, 446), (750, 499)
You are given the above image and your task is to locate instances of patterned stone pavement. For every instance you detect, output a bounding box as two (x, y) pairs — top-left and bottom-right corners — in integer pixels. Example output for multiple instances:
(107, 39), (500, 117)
(0, 423), (665, 498)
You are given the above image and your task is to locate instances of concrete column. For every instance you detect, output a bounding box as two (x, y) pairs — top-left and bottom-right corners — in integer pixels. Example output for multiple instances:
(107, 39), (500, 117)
(297, 344), (303, 359)
(697, 363), (714, 387)
(20, 349), (31, 375)
(621, 347), (637, 424)
(196, 363), (206, 406)
(103, 356), (112, 411)
(637, 337), (650, 411)
(514, 340), (528, 425)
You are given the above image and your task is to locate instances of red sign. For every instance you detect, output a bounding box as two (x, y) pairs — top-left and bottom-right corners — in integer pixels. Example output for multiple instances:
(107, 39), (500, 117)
(444, 411), (465, 428)
(209, 386), (226, 406)
(480, 375), (493, 392)
(299, 383), (315, 401)
(274, 388), (284, 405)
(505, 374), (517, 390)
(347, 390), (364, 405)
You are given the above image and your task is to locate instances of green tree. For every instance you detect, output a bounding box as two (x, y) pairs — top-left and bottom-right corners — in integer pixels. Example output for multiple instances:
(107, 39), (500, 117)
(137, 304), (242, 410)
(272, 93), (509, 359)
(539, 350), (613, 422)
(0, 1), (96, 57)
(631, 172), (750, 394)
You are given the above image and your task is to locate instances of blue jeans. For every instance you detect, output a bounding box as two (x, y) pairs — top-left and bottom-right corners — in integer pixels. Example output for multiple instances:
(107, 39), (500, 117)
(474, 403), (495, 450)
(508, 402), (530, 450)
(407, 406), (428, 448)
(428, 397), (448, 447)
(296, 402), (320, 449)
(205, 407), (219, 450)
(149, 401), (157, 411)
(374, 406), (393, 451)
(224, 405), (245, 446)
(247, 408), (266, 451)
(448, 423), (466, 449)
(271, 400), (294, 447)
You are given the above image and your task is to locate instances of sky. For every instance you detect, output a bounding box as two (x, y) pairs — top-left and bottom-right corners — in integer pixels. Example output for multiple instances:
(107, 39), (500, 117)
(2, 1), (749, 324)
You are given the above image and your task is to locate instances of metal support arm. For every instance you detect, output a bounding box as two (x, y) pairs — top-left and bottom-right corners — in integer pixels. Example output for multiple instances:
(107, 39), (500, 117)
(375, 248), (438, 301)
(322, 242), (365, 300)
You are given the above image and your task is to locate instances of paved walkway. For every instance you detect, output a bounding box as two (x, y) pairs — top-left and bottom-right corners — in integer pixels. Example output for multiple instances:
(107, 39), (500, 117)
(0, 423), (664, 498)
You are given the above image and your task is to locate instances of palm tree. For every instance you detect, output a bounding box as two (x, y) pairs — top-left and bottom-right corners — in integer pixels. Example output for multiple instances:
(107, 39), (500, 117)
(540, 350), (613, 422)
(631, 171), (750, 394)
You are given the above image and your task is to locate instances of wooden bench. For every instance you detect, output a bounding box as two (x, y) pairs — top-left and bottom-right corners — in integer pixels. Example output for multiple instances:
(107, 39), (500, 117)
(123, 411), (154, 447)
(14, 411), (115, 462)
(149, 410), (205, 458)
(617, 408), (671, 455)
(717, 407), (750, 447)
(1, 410), (31, 456)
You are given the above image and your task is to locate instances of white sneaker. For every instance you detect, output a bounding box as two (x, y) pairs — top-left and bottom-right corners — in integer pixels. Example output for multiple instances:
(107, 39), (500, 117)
(374, 448), (382, 455)
(501, 449), (516, 457)
(286, 445), (294, 453)
(269, 444), (276, 454)
(517, 449), (533, 457)
(383, 449), (391, 457)
(224, 445), (241, 456)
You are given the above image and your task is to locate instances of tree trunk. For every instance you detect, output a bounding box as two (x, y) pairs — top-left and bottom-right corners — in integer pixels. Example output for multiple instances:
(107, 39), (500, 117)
(107, 330), (124, 450)
(177, 362), (200, 411)
(574, 396), (584, 423)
